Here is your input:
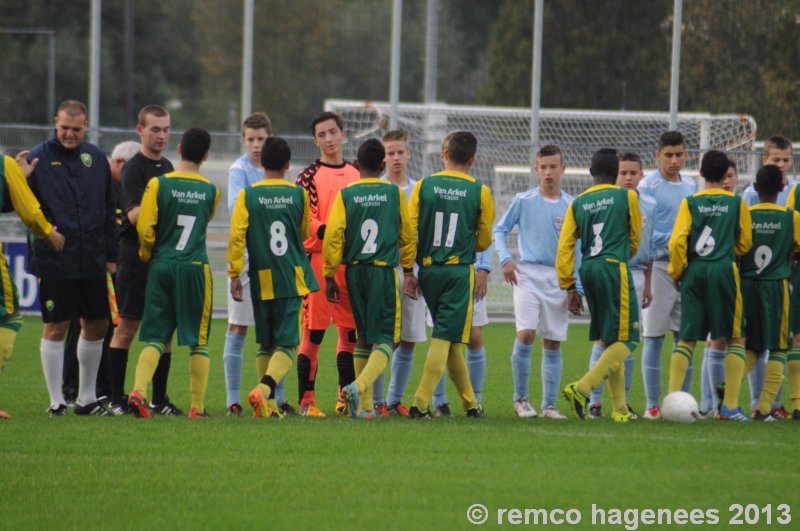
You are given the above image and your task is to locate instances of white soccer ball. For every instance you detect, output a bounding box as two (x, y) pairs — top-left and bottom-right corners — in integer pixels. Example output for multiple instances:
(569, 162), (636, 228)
(661, 391), (700, 423)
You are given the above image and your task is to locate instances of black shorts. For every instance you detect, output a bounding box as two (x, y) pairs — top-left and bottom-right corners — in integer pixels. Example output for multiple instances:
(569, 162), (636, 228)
(39, 276), (110, 323)
(116, 240), (149, 319)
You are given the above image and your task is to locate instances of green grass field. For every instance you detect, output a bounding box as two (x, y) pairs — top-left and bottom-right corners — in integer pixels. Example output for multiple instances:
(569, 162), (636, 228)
(0, 317), (797, 530)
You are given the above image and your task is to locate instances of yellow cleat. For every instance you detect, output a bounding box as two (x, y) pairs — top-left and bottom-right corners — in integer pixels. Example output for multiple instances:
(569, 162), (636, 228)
(335, 400), (347, 416)
(611, 410), (631, 423)
(247, 387), (270, 418)
(301, 403), (326, 417)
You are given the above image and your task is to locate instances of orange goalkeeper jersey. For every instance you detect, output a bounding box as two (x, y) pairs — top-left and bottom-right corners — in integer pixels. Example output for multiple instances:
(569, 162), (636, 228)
(296, 160), (359, 254)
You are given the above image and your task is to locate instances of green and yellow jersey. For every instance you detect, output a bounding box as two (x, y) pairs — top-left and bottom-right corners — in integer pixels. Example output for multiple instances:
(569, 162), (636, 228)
(227, 179), (318, 300)
(740, 204), (800, 281)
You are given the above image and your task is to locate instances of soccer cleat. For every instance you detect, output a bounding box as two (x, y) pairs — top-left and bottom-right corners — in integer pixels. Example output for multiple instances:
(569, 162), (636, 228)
(643, 405), (660, 420)
(697, 409), (719, 420)
(341, 383), (360, 418)
(188, 407), (210, 419)
(355, 410), (375, 420)
(0, 409), (10, 420)
(408, 406), (432, 419)
(128, 391), (152, 418)
(626, 404), (639, 420)
(753, 410), (778, 422)
(611, 410), (631, 422)
(227, 403), (244, 416)
(434, 403), (452, 417)
(374, 403), (389, 418)
(334, 400), (347, 416)
(247, 388), (270, 418)
(300, 403), (326, 417)
(278, 402), (297, 416)
(562, 382), (588, 419)
(771, 405), (790, 419)
(108, 398), (130, 416)
(150, 397), (183, 416)
(541, 405), (567, 420)
(793, 409), (800, 420)
(719, 405), (751, 422)
(47, 404), (68, 416)
(466, 405), (484, 418)
(513, 397), (538, 418)
(387, 402), (410, 417)
(587, 403), (603, 419)
(74, 401), (110, 416)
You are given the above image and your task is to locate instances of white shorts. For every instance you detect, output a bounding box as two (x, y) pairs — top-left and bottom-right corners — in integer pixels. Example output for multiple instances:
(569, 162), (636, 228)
(631, 268), (645, 311)
(641, 261), (680, 337)
(227, 262), (255, 327)
(397, 268), (428, 343)
(513, 263), (568, 341)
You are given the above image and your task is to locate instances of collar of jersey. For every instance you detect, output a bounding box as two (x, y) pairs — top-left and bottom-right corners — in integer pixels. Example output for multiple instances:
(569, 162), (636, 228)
(751, 202), (786, 211)
(252, 179), (293, 188)
(348, 177), (385, 186)
(695, 188), (734, 197)
(584, 183), (619, 193)
(432, 170), (475, 182)
(164, 171), (211, 184)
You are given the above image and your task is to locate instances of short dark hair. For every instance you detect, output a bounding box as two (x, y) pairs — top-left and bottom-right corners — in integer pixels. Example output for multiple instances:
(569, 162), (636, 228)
(446, 131), (477, 165)
(727, 157), (738, 172)
(590, 148), (619, 183)
(382, 129), (409, 144)
(700, 150), (730, 182)
(311, 111), (343, 137)
(138, 104), (169, 126)
(658, 131), (685, 149)
(243, 112), (272, 135)
(261, 136), (291, 171)
(619, 151), (643, 168)
(755, 164), (783, 197)
(764, 135), (792, 155)
(536, 144), (563, 163)
(180, 128), (211, 164)
(57, 99), (87, 118)
(356, 138), (385, 174)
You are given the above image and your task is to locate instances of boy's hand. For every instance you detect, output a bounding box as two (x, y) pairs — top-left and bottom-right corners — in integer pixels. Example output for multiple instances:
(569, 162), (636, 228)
(325, 277), (340, 303)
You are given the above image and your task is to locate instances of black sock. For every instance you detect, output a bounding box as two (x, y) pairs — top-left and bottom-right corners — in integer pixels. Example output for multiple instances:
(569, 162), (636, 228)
(151, 351), (172, 405)
(108, 347), (129, 403)
(297, 354), (310, 403)
(336, 351), (355, 388)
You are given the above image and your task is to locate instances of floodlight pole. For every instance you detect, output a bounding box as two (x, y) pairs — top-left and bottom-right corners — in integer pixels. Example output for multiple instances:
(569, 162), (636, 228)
(530, 0), (543, 167)
(89, 0), (101, 144)
(669, 0), (683, 131)
(389, 0), (402, 130)
(0, 28), (55, 122)
(423, 0), (439, 103)
(242, 0), (254, 122)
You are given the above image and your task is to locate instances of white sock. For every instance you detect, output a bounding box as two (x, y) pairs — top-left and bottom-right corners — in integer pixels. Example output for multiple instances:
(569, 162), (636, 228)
(40, 338), (65, 407)
(77, 337), (104, 406)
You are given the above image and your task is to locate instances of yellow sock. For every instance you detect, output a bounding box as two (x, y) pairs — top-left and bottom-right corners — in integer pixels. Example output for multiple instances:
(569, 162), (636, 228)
(256, 348), (272, 379)
(0, 325), (19, 373)
(413, 338), (450, 411)
(133, 343), (163, 396)
(579, 341), (635, 397)
(758, 352), (786, 415)
(787, 348), (800, 411)
(355, 345), (391, 412)
(353, 347), (371, 409)
(258, 347), (294, 400)
(744, 349), (758, 375)
(667, 342), (693, 393)
(445, 342), (477, 410)
(607, 363), (628, 415)
(722, 344), (746, 410)
(189, 348), (210, 411)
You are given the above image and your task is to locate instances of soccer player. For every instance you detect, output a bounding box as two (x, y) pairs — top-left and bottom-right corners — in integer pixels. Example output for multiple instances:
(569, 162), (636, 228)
(0, 155), (65, 419)
(558, 148), (642, 422)
(407, 131), (495, 418)
(637, 131), (696, 419)
(324, 139), (415, 418)
(666, 150), (752, 421)
(226, 137), (319, 418)
(736, 165), (800, 421)
(127, 128), (219, 419)
(494, 144), (574, 419)
(107, 105), (179, 416)
(586, 152), (655, 419)
(295, 112), (359, 417)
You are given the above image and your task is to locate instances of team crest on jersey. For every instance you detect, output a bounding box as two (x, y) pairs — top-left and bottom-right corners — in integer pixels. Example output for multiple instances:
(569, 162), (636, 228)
(45, 299), (55, 312)
(554, 216), (564, 231)
(81, 153), (92, 168)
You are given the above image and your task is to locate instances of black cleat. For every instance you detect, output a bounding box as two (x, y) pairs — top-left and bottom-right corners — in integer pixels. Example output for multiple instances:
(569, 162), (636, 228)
(278, 402), (298, 416)
(466, 405), (484, 418)
(626, 403), (639, 420)
(74, 401), (110, 416)
(227, 403), (243, 416)
(108, 398), (130, 416)
(753, 410), (778, 422)
(587, 403), (603, 419)
(150, 396), (184, 416)
(434, 403), (452, 417)
(47, 404), (68, 416)
(793, 409), (800, 420)
(408, 406), (432, 419)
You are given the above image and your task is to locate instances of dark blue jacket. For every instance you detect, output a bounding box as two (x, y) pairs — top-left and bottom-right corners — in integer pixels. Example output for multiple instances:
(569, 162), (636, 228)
(27, 136), (117, 278)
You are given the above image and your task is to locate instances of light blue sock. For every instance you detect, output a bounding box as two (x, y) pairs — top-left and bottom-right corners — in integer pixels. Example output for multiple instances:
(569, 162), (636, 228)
(706, 347), (726, 411)
(541, 347), (562, 409)
(466, 346), (486, 404)
(432, 372), (448, 409)
(748, 353), (767, 411)
(223, 330), (246, 407)
(386, 345), (414, 406)
(511, 340), (533, 401)
(624, 353), (635, 402)
(681, 346), (694, 393)
(372, 372), (385, 407)
(642, 336), (664, 408)
(588, 344), (605, 405)
(700, 346), (713, 413)
(275, 376), (286, 406)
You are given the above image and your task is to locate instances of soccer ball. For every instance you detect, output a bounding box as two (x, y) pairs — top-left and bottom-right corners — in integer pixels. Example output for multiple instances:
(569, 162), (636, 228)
(660, 391), (699, 423)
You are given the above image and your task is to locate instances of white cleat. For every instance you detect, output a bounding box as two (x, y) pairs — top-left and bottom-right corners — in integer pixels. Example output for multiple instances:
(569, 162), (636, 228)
(540, 405), (567, 420)
(514, 397), (538, 418)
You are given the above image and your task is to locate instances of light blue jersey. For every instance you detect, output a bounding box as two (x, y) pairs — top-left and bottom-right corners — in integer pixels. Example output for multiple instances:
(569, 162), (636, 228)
(382, 175), (417, 202)
(629, 193), (656, 270)
(476, 243), (493, 273)
(227, 154), (265, 213)
(742, 179), (797, 207)
(637, 170), (696, 261)
(493, 187), (574, 267)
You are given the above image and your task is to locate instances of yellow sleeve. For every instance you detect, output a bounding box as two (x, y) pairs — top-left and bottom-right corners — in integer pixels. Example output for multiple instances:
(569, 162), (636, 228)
(136, 177), (160, 263)
(793, 210), (800, 253)
(734, 199), (752, 257)
(210, 187), (220, 220)
(226, 190), (249, 279)
(788, 185), (798, 210)
(397, 188), (416, 269)
(475, 184), (495, 252)
(4, 156), (53, 239)
(408, 179), (421, 240)
(628, 189), (642, 258)
(300, 189), (311, 240)
(667, 198), (692, 280)
(556, 203), (579, 290)
(321, 191), (347, 278)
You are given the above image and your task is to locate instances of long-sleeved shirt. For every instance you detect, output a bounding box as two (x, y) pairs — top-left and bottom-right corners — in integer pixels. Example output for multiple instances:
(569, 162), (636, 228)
(637, 169), (696, 262)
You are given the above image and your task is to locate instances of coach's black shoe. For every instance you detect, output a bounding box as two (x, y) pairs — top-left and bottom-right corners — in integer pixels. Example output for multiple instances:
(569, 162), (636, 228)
(108, 399), (130, 416)
(408, 406), (432, 419)
(466, 405), (484, 418)
(150, 396), (184, 416)
(278, 402), (298, 416)
(74, 401), (111, 416)
(434, 403), (452, 417)
(47, 404), (68, 417)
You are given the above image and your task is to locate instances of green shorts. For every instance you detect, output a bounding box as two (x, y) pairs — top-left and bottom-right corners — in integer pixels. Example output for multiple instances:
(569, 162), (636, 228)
(790, 265), (800, 335)
(345, 264), (400, 345)
(252, 295), (302, 348)
(0, 252), (19, 319)
(419, 264), (473, 344)
(679, 261), (743, 341)
(580, 259), (640, 343)
(743, 277), (789, 352)
(139, 261), (213, 346)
